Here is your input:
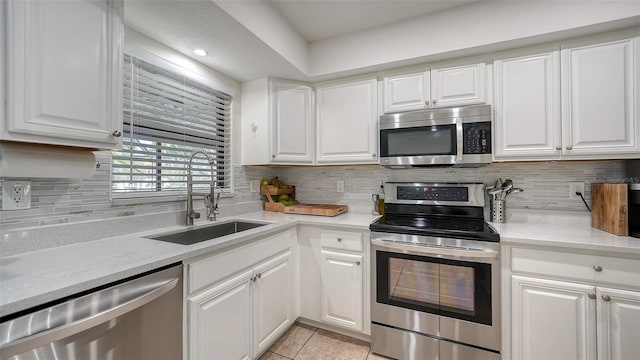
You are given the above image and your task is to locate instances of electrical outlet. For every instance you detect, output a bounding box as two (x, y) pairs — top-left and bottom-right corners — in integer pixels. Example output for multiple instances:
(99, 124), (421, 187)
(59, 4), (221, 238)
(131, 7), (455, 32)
(336, 180), (344, 193)
(569, 182), (585, 200)
(250, 180), (260, 193)
(2, 181), (31, 210)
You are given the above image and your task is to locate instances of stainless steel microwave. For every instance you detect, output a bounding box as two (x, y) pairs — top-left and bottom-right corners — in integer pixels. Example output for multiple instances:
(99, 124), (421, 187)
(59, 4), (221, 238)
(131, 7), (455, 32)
(379, 104), (492, 168)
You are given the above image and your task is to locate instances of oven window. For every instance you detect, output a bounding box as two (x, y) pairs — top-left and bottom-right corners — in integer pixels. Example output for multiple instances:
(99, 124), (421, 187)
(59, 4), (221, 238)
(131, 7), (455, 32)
(380, 125), (456, 157)
(378, 251), (492, 325)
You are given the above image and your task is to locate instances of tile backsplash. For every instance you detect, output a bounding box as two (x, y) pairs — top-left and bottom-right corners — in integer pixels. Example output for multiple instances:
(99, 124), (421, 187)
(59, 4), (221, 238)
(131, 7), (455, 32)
(0, 158), (626, 231)
(276, 161), (626, 213)
(0, 153), (275, 231)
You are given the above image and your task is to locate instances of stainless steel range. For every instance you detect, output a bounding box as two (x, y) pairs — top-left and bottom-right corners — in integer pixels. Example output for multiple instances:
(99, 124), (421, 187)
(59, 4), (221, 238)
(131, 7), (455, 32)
(370, 182), (500, 360)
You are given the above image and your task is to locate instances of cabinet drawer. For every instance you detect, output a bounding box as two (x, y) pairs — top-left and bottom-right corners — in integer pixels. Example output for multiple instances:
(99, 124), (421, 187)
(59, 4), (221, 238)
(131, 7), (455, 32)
(188, 230), (292, 294)
(511, 247), (640, 288)
(320, 230), (362, 252)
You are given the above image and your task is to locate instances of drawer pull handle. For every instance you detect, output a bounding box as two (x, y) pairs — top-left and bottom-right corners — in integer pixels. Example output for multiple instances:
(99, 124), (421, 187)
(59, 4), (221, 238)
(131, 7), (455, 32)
(337, 238), (342, 242)
(602, 295), (611, 302)
(356, 261), (361, 266)
(588, 293), (596, 299)
(593, 265), (603, 272)
(251, 276), (257, 282)
(257, 273), (262, 279)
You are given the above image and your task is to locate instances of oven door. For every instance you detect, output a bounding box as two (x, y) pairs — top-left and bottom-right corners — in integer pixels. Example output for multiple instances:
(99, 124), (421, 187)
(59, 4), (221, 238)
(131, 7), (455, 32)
(379, 118), (462, 167)
(371, 236), (500, 352)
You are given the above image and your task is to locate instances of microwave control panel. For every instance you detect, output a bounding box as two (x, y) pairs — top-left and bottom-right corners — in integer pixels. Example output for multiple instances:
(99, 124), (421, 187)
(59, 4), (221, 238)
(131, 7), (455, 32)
(463, 122), (491, 154)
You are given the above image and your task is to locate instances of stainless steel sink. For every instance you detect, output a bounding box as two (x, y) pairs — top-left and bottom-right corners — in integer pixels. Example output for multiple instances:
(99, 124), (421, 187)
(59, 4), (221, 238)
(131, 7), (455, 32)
(149, 221), (268, 245)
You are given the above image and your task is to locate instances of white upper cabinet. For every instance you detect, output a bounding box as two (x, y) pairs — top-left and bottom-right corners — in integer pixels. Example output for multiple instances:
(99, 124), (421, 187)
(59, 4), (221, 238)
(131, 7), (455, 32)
(2, 0), (123, 150)
(382, 63), (487, 113)
(561, 38), (640, 159)
(316, 78), (378, 164)
(241, 78), (314, 165)
(494, 50), (562, 160)
(494, 36), (640, 161)
(383, 72), (430, 113)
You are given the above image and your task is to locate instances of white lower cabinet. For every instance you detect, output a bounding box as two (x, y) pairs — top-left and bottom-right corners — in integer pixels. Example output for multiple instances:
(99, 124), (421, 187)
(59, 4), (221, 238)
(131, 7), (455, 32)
(511, 275), (596, 360)
(505, 245), (640, 360)
(320, 250), (363, 331)
(299, 226), (370, 335)
(188, 270), (253, 360)
(186, 230), (295, 360)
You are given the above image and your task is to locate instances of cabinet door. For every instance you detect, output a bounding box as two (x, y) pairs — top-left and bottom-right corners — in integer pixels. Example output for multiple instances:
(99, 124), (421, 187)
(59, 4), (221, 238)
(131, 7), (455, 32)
(382, 72), (430, 113)
(188, 270), (253, 360)
(4, 0), (123, 149)
(597, 287), (640, 360)
(316, 79), (378, 164)
(561, 38), (640, 158)
(494, 51), (561, 160)
(320, 250), (363, 332)
(511, 275), (596, 360)
(271, 81), (314, 163)
(253, 251), (293, 357)
(431, 63), (486, 108)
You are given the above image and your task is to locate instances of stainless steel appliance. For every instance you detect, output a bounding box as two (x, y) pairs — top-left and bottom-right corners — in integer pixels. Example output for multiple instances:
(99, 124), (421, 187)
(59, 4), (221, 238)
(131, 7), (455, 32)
(0, 263), (183, 360)
(379, 105), (492, 168)
(370, 183), (500, 360)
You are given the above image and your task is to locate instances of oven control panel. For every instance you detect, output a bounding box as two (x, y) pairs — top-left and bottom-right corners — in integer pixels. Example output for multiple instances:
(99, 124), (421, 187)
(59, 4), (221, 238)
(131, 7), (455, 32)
(396, 186), (469, 201)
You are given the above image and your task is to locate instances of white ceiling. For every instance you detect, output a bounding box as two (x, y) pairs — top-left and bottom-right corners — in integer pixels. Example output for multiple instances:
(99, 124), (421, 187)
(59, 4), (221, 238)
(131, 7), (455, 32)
(269, 0), (480, 42)
(123, 0), (640, 83)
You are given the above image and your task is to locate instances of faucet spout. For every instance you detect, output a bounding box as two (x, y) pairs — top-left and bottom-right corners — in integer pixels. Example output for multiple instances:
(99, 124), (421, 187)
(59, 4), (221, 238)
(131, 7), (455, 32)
(186, 149), (219, 225)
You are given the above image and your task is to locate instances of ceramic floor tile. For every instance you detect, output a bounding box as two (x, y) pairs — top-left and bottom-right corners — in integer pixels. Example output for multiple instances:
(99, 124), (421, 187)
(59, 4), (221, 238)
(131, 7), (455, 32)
(258, 350), (291, 360)
(269, 323), (317, 358)
(293, 328), (370, 360)
(367, 351), (394, 360)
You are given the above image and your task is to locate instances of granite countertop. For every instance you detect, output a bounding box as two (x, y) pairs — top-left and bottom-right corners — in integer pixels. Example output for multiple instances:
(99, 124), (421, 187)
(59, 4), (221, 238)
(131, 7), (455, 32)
(2, 209), (639, 319)
(0, 211), (378, 318)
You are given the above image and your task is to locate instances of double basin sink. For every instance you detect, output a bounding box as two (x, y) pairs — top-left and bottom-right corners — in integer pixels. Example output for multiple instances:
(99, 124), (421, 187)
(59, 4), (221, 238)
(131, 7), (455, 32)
(149, 221), (268, 245)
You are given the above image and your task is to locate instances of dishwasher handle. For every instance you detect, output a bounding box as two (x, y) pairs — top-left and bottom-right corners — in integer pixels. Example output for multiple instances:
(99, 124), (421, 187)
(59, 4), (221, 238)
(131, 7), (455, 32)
(0, 276), (179, 359)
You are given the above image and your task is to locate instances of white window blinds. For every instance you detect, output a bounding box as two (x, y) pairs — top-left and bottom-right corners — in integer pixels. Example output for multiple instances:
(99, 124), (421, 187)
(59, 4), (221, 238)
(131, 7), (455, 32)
(112, 54), (231, 195)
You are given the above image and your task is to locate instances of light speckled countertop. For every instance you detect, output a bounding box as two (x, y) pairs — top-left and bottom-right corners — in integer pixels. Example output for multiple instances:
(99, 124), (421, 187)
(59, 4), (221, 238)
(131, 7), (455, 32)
(0, 211), (377, 318)
(490, 209), (640, 255)
(2, 209), (639, 319)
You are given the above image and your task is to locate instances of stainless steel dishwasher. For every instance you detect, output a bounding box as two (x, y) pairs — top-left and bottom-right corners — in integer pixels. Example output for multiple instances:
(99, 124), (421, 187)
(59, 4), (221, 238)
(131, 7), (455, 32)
(0, 263), (183, 360)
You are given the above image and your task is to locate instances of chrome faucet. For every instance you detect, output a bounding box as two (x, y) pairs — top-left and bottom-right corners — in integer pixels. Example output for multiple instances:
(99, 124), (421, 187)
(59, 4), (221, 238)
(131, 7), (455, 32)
(186, 150), (220, 225)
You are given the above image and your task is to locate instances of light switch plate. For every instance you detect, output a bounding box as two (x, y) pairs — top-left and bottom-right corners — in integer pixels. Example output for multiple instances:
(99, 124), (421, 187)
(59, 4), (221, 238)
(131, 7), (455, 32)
(336, 180), (344, 193)
(2, 180), (31, 210)
(250, 180), (260, 193)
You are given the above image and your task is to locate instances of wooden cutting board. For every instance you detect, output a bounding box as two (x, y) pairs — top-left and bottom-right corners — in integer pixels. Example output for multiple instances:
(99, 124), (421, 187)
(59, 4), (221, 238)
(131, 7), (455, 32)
(283, 204), (348, 217)
(591, 183), (628, 236)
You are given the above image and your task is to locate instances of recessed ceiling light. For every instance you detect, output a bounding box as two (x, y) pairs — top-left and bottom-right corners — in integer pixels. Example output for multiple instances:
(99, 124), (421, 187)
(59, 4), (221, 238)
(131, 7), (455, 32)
(193, 49), (208, 57)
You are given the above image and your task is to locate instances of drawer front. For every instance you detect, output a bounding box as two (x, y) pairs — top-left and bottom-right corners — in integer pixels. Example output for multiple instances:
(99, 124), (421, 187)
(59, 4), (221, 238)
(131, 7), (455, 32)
(188, 230), (292, 294)
(511, 247), (640, 288)
(320, 230), (362, 252)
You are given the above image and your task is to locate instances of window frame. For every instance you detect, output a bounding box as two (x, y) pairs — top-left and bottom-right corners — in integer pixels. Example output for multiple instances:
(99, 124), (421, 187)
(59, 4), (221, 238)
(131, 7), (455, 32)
(110, 45), (235, 201)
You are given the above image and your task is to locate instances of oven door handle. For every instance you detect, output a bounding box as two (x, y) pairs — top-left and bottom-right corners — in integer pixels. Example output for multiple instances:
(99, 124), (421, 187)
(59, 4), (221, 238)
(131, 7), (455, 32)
(371, 238), (498, 258)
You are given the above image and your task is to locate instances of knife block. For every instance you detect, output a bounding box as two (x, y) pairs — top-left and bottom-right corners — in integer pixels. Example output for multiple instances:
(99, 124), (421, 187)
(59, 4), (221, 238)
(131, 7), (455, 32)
(591, 183), (628, 236)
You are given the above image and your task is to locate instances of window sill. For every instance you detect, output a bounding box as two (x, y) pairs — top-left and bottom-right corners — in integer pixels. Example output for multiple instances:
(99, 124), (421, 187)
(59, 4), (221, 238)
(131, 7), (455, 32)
(112, 192), (234, 206)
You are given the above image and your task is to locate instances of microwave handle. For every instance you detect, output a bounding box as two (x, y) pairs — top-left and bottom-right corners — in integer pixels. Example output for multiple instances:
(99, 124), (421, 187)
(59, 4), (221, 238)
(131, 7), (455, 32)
(456, 120), (464, 162)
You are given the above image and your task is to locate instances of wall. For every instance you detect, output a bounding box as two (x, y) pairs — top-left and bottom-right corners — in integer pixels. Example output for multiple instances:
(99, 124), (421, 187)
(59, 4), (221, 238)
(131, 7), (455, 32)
(276, 161), (626, 213)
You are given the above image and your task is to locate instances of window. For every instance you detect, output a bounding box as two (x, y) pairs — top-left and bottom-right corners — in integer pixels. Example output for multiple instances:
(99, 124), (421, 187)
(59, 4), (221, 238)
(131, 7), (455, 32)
(112, 54), (231, 197)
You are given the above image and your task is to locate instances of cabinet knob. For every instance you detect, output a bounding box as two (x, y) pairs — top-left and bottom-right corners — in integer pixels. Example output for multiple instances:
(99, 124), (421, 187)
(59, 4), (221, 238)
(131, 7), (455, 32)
(602, 295), (611, 302)
(112, 130), (122, 137)
(257, 273), (262, 279)
(593, 265), (603, 272)
(424, 100), (430, 106)
(356, 261), (361, 266)
(566, 145), (573, 150)
(251, 276), (257, 282)
(272, 154), (276, 158)
(372, 153), (376, 158)
(588, 293), (596, 299)
(555, 146), (562, 151)
(337, 238), (342, 242)
(432, 99), (437, 105)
